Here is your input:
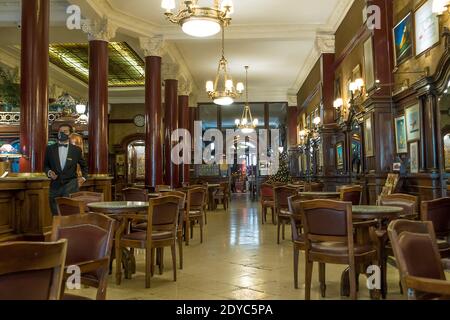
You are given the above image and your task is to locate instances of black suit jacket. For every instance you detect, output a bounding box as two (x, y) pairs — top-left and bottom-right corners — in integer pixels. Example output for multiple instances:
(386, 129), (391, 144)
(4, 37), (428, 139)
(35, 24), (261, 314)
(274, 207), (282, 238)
(44, 144), (88, 188)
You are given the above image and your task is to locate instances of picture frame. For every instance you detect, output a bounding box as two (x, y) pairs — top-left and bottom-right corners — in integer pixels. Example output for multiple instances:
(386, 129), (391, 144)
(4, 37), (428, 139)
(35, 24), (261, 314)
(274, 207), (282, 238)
(306, 115), (311, 129)
(405, 103), (421, 142)
(336, 142), (344, 169)
(393, 12), (413, 66)
(394, 115), (408, 153)
(363, 36), (375, 90)
(415, 0), (440, 56)
(444, 133), (450, 170)
(364, 115), (374, 157)
(352, 64), (362, 81)
(410, 141), (419, 173)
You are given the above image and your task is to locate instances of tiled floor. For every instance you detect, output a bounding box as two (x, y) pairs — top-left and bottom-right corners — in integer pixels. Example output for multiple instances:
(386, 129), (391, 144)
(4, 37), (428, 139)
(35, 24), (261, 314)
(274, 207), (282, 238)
(74, 194), (406, 300)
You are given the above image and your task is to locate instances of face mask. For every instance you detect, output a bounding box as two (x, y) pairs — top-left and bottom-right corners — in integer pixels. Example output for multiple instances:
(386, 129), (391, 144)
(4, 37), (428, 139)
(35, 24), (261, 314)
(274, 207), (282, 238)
(58, 132), (69, 142)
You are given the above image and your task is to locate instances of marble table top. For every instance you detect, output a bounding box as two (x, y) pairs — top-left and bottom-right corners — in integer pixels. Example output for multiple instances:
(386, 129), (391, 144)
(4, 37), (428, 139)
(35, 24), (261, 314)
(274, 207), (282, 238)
(299, 192), (341, 196)
(87, 201), (149, 213)
(352, 205), (404, 220)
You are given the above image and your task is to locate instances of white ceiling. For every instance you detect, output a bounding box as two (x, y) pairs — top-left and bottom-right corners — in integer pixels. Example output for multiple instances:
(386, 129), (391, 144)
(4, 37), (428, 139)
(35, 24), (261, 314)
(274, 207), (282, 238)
(0, 0), (354, 103)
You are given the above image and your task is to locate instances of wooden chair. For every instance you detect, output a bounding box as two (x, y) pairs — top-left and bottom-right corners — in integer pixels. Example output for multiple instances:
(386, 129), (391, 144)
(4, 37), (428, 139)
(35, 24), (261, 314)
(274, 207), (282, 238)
(0, 240), (67, 300)
(339, 185), (362, 205)
(163, 190), (187, 269)
(70, 191), (104, 212)
(115, 196), (181, 288)
(260, 183), (276, 225)
(274, 185), (299, 244)
(379, 194), (418, 219)
(51, 213), (115, 300)
(288, 194), (306, 290)
(185, 187), (207, 246)
(388, 219), (450, 299)
(421, 198), (450, 258)
(305, 182), (324, 192)
(122, 187), (149, 202)
(213, 182), (230, 210)
(301, 199), (377, 300)
(56, 197), (86, 216)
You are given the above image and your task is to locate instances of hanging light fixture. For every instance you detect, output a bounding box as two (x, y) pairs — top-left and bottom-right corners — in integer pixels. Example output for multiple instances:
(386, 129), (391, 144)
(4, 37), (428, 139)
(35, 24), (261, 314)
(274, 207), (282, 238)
(432, 0), (450, 15)
(161, 0), (234, 38)
(235, 66), (258, 133)
(206, 27), (243, 106)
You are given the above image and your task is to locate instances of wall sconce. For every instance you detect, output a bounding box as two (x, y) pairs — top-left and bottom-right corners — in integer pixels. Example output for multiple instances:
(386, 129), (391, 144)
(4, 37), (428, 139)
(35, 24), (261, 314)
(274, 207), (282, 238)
(76, 104), (86, 114)
(333, 98), (344, 110)
(432, 0), (450, 15)
(313, 116), (321, 127)
(349, 78), (365, 94)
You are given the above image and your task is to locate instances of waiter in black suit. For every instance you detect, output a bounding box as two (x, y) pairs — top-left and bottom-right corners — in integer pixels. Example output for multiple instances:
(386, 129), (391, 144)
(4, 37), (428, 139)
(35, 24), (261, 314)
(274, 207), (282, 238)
(44, 124), (88, 215)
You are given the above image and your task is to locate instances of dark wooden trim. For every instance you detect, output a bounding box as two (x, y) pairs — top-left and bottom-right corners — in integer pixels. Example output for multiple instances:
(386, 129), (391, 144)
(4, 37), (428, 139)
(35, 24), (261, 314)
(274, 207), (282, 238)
(334, 26), (372, 70)
(300, 82), (321, 111)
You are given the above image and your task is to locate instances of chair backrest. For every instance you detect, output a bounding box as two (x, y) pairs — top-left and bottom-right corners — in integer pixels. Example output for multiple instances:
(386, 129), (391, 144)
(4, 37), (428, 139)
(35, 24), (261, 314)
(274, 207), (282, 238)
(274, 185), (299, 210)
(163, 191), (187, 229)
(187, 187), (207, 211)
(301, 200), (353, 243)
(56, 197), (85, 216)
(51, 213), (116, 267)
(340, 185), (362, 205)
(70, 192), (104, 212)
(122, 187), (148, 202)
(379, 193), (418, 217)
(0, 240), (67, 300)
(305, 182), (324, 192)
(260, 183), (274, 199)
(421, 197), (450, 237)
(388, 220), (445, 287)
(288, 194), (303, 242)
(147, 196), (181, 234)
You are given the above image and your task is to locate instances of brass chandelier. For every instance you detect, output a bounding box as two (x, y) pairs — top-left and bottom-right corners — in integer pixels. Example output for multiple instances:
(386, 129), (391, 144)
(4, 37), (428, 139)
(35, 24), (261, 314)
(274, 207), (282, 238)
(235, 66), (258, 133)
(206, 27), (243, 106)
(161, 0), (234, 38)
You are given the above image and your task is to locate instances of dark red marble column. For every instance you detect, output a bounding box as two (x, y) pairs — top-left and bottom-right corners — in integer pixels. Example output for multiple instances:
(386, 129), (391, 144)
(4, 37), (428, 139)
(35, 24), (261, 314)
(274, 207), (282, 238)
(287, 106), (298, 150)
(145, 56), (163, 187)
(88, 40), (109, 175)
(164, 79), (179, 187)
(178, 95), (190, 185)
(19, 0), (49, 173)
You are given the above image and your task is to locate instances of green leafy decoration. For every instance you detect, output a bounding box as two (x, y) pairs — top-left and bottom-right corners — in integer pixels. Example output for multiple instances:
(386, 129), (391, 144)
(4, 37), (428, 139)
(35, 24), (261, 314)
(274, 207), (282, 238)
(0, 67), (20, 110)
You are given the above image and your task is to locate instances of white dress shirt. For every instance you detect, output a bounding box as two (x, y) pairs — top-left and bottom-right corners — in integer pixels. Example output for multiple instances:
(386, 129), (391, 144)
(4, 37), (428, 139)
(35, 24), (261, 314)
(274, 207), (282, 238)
(58, 143), (69, 170)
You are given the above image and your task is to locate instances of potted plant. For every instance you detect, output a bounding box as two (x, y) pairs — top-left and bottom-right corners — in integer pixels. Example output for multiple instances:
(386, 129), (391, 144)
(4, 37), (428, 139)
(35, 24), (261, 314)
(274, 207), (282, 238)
(0, 67), (20, 112)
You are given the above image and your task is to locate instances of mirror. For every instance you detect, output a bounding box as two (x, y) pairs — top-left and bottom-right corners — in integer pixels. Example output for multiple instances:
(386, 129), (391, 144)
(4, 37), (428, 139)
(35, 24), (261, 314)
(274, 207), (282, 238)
(127, 140), (145, 185)
(350, 121), (362, 174)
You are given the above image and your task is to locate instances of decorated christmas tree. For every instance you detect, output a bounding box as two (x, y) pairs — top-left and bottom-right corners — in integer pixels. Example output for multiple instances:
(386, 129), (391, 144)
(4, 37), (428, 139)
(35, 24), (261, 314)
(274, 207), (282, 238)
(266, 151), (292, 184)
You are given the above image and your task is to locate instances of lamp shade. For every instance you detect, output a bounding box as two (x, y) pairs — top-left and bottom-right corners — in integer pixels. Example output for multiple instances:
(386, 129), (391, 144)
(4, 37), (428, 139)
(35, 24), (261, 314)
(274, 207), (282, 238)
(182, 18), (221, 38)
(161, 0), (175, 11)
(76, 104), (86, 114)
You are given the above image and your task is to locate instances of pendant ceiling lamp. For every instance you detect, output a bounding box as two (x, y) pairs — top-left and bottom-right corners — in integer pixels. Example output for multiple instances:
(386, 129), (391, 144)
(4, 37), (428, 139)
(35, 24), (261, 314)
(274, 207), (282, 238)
(161, 0), (234, 38)
(235, 66), (258, 133)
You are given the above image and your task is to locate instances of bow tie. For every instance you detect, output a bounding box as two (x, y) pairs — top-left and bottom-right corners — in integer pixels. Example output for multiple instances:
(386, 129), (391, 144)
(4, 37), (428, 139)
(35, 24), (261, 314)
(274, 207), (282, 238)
(58, 144), (68, 148)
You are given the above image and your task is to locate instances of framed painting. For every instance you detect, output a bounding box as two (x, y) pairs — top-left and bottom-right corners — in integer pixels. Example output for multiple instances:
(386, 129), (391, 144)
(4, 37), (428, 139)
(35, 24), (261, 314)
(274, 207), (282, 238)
(444, 134), (450, 170)
(364, 115), (374, 157)
(363, 36), (375, 90)
(352, 64), (362, 81)
(405, 103), (421, 141)
(306, 115), (311, 129)
(393, 12), (413, 66)
(336, 142), (344, 169)
(410, 141), (419, 173)
(394, 115), (408, 153)
(415, 0), (440, 56)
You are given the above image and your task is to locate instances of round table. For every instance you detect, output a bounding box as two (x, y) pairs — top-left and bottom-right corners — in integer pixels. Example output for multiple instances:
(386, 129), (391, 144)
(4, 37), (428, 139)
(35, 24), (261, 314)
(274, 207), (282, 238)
(87, 201), (149, 214)
(87, 201), (149, 280)
(340, 205), (404, 299)
(299, 192), (341, 200)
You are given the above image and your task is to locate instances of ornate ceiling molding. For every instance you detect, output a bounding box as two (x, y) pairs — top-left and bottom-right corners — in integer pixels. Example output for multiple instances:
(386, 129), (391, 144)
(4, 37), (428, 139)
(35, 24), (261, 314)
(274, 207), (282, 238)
(178, 78), (192, 96)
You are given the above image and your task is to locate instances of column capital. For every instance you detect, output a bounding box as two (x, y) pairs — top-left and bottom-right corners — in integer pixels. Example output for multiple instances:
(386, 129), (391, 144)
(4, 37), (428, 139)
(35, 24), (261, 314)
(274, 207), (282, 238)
(139, 35), (165, 57)
(82, 17), (117, 42)
(162, 63), (179, 81)
(178, 78), (192, 96)
(287, 94), (298, 107)
(315, 33), (335, 54)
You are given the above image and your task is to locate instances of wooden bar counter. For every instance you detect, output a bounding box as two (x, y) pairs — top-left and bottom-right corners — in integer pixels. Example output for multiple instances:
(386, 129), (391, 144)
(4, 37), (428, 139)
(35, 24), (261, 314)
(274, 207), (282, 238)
(0, 174), (113, 242)
(0, 174), (52, 242)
